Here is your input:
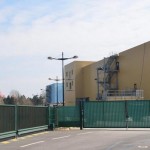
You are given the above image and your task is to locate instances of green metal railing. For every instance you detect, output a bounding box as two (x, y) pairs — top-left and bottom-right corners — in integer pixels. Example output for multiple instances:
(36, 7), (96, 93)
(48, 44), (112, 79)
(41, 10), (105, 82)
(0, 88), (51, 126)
(1, 100), (150, 140)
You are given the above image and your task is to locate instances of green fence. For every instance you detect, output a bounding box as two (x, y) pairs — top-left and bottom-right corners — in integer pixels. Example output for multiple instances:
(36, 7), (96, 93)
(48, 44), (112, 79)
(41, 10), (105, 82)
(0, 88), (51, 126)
(127, 100), (150, 128)
(0, 105), (48, 139)
(0, 105), (16, 139)
(1, 100), (150, 140)
(57, 106), (80, 127)
(83, 100), (150, 128)
(17, 106), (48, 135)
(83, 101), (126, 128)
(48, 106), (57, 130)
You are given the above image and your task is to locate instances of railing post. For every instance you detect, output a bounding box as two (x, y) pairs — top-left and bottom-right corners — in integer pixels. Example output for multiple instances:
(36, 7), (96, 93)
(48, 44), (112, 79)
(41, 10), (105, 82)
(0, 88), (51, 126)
(15, 105), (18, 137)
(80, 101), (84, 130)
(48, 106), (50, 129)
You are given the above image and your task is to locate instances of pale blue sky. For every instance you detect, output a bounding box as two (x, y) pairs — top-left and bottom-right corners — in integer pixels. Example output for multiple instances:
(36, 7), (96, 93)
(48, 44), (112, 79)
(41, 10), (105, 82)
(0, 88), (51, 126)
(1, 0), (150, 97)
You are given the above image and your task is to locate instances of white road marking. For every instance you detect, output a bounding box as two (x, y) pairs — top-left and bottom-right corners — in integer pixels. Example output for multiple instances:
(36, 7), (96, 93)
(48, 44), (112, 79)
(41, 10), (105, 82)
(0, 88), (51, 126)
(138, 145), (148, 149)
(77, 132), (93, 135)
(20, 141), (44, 148)
(52, 135), (71, 140)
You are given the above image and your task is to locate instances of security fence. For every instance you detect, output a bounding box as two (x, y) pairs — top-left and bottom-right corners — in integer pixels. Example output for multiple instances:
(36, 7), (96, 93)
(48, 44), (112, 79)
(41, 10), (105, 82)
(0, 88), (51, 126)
(48, 105), (80, 129)
(0, 105), (48, 139)
(83, 100), (150, 128)
(57, 106), (80, 127)
(127, 100), (150, 128)
(0, 105), (16, 139)
(83, 101), (126, 128)
(17, 106), (48, 135)
(1, 100), (150, 140)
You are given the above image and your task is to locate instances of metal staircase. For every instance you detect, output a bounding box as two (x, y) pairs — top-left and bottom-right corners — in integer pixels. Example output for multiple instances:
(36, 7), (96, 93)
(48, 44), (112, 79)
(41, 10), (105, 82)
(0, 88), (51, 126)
(96, 54), (119, 100)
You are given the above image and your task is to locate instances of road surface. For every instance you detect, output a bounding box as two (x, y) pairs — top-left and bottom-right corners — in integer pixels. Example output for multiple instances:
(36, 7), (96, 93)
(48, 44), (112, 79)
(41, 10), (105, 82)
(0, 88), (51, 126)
(0, 129), (150, 150)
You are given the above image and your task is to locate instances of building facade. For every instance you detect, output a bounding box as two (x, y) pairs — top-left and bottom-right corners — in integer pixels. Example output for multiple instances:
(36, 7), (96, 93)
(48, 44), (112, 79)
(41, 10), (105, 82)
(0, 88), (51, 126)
(64, 41), (150, 105)
(64, 61), (94, 105)
(46, 83), (63, 105)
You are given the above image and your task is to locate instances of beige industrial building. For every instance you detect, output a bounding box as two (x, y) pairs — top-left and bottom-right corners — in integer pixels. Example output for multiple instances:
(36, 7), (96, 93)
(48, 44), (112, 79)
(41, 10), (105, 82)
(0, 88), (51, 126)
(64, 41), (150, 105)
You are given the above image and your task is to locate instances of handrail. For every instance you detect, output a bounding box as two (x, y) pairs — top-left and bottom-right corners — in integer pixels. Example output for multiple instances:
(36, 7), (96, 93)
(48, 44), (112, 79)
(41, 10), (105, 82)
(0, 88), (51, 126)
(105, 90), (144, 100)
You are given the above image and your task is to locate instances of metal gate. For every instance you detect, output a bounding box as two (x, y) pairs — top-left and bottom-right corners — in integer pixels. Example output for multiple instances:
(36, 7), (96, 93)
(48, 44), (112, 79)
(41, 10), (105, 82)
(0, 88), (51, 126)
(83, 100), (150, 128)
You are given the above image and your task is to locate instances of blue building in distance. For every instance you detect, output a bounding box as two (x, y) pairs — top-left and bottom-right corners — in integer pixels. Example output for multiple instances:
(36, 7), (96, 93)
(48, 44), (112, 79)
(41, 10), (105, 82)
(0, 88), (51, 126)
(46, 83), (63, 104)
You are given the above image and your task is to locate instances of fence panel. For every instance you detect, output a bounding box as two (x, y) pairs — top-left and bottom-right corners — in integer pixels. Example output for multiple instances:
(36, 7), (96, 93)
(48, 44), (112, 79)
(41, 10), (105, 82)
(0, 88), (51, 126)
(84, 101), (104, 127)
(57, 106), (80, 127)
(48, 106), (58, 130)
(1, 100), (150, 139)
(104, 101), (126, 128)
(84, 101), (126, 128)
(17, 106), (48, 134)
(0, 105), (16, 139)
(127, 100), (150, 128)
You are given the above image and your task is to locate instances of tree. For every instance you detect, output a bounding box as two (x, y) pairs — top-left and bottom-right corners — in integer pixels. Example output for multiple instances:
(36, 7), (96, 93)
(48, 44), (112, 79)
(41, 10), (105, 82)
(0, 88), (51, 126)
(9, 90), (21, 99)
(31, 95), (45, 105)
(3, 90), (33, 105)
(3, 96), (15, 104)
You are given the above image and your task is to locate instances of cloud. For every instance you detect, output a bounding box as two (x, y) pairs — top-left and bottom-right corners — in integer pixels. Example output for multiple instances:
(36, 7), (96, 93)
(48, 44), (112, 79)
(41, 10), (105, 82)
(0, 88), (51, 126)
(1, 0), (150, 96)
(0, 6), (13, 23)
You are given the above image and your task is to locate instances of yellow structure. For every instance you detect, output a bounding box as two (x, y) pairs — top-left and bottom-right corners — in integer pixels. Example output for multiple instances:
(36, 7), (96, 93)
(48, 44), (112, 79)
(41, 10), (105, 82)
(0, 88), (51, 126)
(64, 41), (150, 105)
(65, 61), (94, 105)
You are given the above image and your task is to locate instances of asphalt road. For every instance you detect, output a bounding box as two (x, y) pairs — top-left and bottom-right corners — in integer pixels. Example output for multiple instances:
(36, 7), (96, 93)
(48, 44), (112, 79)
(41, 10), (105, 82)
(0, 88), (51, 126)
(1, 129), (150, 150)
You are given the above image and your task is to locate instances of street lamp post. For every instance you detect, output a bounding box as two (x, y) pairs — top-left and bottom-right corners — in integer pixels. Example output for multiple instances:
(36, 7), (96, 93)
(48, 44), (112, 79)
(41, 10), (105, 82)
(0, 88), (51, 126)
(49, 76), (61, 106)
(48, 52), (78, 106)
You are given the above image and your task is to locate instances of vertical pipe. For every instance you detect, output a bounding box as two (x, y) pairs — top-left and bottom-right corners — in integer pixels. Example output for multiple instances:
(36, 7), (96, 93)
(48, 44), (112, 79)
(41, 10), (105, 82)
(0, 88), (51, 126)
(103, 57), (106, 100)
(116, 60), (119, 90)
(97, 68), (100, 100)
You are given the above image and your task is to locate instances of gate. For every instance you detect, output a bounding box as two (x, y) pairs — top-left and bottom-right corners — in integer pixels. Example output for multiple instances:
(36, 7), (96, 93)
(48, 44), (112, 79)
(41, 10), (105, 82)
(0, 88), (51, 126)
(127, 100), (150, 128)
(83, 100), (150, 128)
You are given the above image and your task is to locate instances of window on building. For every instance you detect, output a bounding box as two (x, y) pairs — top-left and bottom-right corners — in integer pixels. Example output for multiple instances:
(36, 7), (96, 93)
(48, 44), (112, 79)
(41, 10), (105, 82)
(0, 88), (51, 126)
(116, 62), (119, 70)
(72, 81), (73, 86)
(69, 71), (71, 78)
(72, 70), (73, 75)
(66, 82), (68, 88)
(66, 72), (68, 77)
(69, 82), (72, 90)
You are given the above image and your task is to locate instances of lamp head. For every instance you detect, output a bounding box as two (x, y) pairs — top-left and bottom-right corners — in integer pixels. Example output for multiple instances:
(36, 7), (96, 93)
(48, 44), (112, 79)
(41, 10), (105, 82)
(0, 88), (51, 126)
(47, 57), (53, 60)
(73, 55), (78, 59)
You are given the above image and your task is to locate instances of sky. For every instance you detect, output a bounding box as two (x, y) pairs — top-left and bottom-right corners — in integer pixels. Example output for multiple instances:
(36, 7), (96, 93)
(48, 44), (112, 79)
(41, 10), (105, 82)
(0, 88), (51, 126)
(1, 0), (150, 97)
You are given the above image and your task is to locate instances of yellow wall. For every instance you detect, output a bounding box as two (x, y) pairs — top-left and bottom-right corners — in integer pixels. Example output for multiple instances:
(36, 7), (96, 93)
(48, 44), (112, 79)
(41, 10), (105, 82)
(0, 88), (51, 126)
(65, 61), (94, 105)
(82, 60), (104, 100)
(64, 41), (150, 105)
(118, 41), (150, 99)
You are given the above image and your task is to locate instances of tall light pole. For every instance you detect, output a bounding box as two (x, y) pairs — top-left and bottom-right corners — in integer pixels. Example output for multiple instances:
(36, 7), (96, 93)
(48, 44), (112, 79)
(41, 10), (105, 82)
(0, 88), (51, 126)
(49, 76), (61, 106)
(48, 52), (78, 106)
